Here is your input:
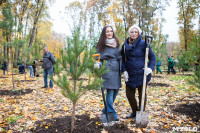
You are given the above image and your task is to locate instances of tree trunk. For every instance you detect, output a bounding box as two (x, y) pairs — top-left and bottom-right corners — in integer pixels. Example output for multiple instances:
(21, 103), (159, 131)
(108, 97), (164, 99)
(71, 102), (76, 133)
(10, 36), (15, 90)
(3, 43), (6, 58)
(28, 0), (44, 48)
(24, 12), (29, 38)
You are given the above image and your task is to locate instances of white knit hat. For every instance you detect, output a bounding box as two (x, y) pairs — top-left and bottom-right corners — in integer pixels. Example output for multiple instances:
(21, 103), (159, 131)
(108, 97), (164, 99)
(128, 25), (142, 35)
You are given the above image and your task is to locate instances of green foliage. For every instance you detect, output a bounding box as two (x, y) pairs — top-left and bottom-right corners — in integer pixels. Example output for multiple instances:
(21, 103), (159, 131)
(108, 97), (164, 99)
(170, 75), (193, 81)
(31, 40), (43, 60)
(53, 27), (107, 104)
(185, 35), (200, 65)
(0, 3), (15, 33)
(188, 66), (200, 89)
(6, 115), (22, 124)
(177, 52), (191, 72)
(177, 0), (197, 50)
(115, 24), (127, 44)
(186, 35), (200, 89)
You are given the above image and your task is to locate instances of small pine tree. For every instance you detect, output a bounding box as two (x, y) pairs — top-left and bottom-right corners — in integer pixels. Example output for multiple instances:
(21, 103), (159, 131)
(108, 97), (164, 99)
(53, 27), (107, 132)
(187, 35), (200, 89)
(188, 66), (200, 89)
(177, 52), (191, 75)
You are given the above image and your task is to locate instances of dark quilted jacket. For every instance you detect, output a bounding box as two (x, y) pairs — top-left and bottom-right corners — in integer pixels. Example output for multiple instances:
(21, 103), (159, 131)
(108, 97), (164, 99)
(121, 35), (156, 89)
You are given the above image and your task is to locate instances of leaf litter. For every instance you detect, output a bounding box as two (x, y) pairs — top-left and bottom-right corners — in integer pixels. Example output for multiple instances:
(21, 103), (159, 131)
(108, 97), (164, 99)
(0, 71), (199, 132)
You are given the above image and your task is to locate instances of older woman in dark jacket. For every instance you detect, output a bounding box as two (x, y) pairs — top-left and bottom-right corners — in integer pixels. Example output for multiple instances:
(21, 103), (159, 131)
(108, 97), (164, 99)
(121, 25), (156, 120)
(94, 25), (122, 122)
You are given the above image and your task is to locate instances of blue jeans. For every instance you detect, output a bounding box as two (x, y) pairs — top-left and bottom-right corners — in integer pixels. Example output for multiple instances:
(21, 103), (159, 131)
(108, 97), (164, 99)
(102, 89), (119, 120)
(43, 67), (53, 88)
(28, 66), (34, 77)
(3, 70), (5, 75)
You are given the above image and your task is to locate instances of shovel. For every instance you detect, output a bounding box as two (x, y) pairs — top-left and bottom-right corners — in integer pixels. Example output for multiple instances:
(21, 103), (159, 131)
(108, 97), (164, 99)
(92, 54), (115, 128)
(136, 35), (153, 128)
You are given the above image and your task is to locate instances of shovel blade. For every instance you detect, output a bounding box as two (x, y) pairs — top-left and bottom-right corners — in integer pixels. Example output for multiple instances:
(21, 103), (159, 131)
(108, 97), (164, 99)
(101, 113), (115, 127)
(136, 111), (148, 128)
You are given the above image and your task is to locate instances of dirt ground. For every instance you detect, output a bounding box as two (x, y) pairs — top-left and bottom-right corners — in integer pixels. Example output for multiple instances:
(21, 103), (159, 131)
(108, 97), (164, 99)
(0, 70), (199, 133)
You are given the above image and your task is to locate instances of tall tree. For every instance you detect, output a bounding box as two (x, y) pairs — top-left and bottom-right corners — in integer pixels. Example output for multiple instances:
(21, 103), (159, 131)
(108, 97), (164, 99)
(0, 2), (16, 89)
(177, 0), (196, 51)
(28, 0), (45, 48)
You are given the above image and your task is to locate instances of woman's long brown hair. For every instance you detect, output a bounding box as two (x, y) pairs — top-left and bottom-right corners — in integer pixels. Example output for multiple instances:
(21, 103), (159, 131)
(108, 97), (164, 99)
(96, 25), (120, 52)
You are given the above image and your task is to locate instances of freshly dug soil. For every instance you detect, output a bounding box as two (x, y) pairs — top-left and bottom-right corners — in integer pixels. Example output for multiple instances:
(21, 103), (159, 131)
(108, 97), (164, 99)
(170, 102), (200, 122)
(30, 114), (134, 133)
(0, 77), (8, 78)
(152, 76), (163, 78)
(14, 80), (36, 82)
(8, 74), (19, 75)
(148, 83), (170, 87)
(0, 88), (33, 96)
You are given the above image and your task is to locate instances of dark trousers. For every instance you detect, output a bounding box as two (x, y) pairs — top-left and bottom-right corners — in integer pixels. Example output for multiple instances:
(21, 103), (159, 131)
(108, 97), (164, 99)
(126, 85), (147, 113)
(168, 66), (176, 74)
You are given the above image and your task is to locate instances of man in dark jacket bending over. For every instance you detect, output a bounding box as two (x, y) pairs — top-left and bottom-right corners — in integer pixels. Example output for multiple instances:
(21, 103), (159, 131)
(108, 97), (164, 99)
(42, 47), (56, 88)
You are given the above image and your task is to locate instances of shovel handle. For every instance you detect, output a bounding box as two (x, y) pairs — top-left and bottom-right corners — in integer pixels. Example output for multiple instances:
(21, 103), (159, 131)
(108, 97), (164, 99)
(145, 35), (153, 48)
(92, 54), (100, 63)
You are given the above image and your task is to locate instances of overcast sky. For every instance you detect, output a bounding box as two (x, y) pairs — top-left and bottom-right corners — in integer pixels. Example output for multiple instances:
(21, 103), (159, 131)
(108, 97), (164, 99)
(49, 0), (198, 42)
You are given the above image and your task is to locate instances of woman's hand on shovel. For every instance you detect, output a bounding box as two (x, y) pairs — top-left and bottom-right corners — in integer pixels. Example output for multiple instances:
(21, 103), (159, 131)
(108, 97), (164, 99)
(143, 67), (152, 75)
(94, 62), (101, 69)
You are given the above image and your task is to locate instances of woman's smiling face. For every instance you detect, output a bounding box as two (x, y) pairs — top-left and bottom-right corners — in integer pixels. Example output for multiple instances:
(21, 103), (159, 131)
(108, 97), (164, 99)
(106, 27), (113, 39)
(130, 28), (139, 40)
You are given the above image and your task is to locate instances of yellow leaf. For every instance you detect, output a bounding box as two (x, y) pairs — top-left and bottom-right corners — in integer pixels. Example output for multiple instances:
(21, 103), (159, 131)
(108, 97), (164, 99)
(89, 114), (92, 119)
(48, 89), (53, 93)
(29, 126), (34, 130)
(125, 102), (129, 107)
(14, 107), (20, 114)
(7, 130), (13, 133)
(164, 125), (170, 128)
(107, 6), (112, 12)
(82, 111), (85, 114)
(64, 106), (68, 111)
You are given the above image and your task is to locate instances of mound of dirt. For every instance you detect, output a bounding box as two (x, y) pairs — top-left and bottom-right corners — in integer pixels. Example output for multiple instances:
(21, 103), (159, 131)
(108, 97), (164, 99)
(170, 102), (200, 122)
(0, 88), (33, 96)
(148, 83), (170, 87)
(30, 114), (134, 133)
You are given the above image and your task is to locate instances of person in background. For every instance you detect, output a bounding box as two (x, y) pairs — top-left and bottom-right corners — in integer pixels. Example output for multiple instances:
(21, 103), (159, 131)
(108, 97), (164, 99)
(33, 59), (40, 77)
(121, 25), (156, 121)
(167, 55), (176, 74)
(194, 56), (199, 72)
(28, 64), (34, 77)
(94, 25), (122, 122)
(42, 47), (56, 88)
(156, 61), (162, 74)
(2, 59), (7, 75)
(19, 64), (25, 74)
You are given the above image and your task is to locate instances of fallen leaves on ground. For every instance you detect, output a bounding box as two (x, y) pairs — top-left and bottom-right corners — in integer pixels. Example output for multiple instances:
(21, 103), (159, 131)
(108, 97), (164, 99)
(0, 70), (199, 133)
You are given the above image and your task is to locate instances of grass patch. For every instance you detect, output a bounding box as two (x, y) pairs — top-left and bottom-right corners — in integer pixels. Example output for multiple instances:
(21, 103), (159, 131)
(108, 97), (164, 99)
(170, 75), (193, 81)
(6, 115), (22, 124)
